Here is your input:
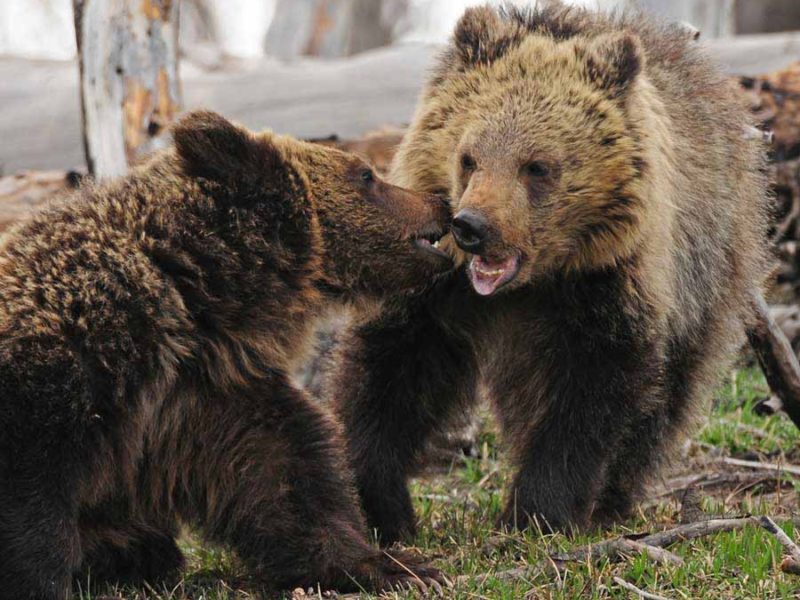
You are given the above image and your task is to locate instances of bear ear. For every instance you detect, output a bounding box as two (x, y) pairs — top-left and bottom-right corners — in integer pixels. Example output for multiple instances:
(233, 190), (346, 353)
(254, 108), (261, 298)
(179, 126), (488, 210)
(172, 110), (282, 182)
(453, 5), (518, 68)
(582, 32), (643, 98)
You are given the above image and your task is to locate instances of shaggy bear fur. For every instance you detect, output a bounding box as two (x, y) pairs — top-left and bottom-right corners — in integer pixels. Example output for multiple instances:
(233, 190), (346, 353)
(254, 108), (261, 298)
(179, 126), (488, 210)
(330, 3), (772, 542)
(0, 110), (451, 599)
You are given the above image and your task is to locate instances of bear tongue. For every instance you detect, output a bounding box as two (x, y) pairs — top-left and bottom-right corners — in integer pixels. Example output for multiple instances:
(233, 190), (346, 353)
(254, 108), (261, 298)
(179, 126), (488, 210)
(468, 255), (520, 296)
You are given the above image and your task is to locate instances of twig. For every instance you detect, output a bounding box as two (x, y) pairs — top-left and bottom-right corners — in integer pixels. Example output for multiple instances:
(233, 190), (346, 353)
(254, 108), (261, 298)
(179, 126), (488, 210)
(477, 465), (500, 488)
(690, 439), (719, 452)
(417, 493), (478, 508)
(636, 517), (753, 548)
(716, 456), (800, 477)
(552, 537), (684, 566)
(756, 515), (800, 560)
(655, 473), (709, 497)
(613, 576), (673, 600)
(781, 557), (800, 575)
(723, 475), (785, 505)
(453, 565), (533, 587)
(656, 470), (792, 501)
(756, 515), (800, 577)
(716, 417), (770, 439)
(622, 539), (684, 566)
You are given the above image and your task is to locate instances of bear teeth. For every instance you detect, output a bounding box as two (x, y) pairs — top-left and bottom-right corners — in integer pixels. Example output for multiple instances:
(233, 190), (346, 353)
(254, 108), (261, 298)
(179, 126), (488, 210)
(432, 239), (441, 249)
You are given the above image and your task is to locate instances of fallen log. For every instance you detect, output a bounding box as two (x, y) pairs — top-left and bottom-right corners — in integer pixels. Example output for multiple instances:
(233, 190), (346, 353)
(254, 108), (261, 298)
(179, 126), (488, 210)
(747, 291), (800, 429)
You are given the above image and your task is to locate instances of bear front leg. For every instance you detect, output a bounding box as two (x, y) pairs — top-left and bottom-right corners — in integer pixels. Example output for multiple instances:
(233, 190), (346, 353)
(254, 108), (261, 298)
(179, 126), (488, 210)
(491, 292), (663, 533)
(590, 406), (671, 525)
(499, 370), (664, 532)
(331, 284), (479, 545)
(0, 487), (80, 600)
(77, 501), (184, 590)
(178, 372), (442, 594)
(499, 385), (656, 532)
(80, 529), (184, 587)
(500, 411), (619, 532)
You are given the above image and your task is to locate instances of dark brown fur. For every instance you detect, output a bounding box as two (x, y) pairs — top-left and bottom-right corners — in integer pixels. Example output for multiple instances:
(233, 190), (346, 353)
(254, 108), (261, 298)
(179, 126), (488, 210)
(0, 111), (451, 598)
(330, 3), (772, 542)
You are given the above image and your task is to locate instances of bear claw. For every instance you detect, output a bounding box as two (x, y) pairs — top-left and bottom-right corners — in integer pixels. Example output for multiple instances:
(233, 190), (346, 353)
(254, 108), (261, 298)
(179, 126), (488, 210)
(372, 548), (448, 594)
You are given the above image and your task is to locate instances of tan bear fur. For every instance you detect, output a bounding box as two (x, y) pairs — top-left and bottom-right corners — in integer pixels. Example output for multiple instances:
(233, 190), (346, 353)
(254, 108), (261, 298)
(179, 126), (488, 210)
(331, 3), (771, 540)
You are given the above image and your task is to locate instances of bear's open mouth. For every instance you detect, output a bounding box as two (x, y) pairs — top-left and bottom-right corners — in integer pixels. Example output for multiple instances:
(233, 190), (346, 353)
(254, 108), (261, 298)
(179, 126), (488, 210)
(468, 254), (521, 296)
(412, 228), (450, 261)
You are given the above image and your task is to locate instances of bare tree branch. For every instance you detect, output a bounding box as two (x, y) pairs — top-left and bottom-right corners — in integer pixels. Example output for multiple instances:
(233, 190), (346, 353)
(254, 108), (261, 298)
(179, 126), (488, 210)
(747, 291), (800, 430)
(756, 515), (800, 577)
(716, 456), (800, 478)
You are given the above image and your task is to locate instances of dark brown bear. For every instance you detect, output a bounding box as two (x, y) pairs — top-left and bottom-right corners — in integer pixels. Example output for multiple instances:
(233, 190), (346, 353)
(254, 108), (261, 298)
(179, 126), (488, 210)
(0, 110), (451, 599)
(331, 3), (771, 542)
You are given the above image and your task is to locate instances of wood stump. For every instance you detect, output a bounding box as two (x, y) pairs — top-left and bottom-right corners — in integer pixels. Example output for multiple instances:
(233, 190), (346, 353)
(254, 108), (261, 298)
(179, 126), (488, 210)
(72, 0), (182, 178)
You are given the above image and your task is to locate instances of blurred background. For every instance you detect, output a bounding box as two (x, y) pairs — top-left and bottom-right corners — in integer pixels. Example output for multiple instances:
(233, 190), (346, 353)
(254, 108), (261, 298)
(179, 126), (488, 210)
(4, 0), (800, 62)
(1, 0), (800, 174)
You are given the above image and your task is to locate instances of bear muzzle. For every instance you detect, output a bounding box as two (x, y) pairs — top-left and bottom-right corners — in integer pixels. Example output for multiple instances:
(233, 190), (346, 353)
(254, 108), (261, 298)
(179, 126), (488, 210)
(452, 208), (522, 295)
(452, 208), (489, 254)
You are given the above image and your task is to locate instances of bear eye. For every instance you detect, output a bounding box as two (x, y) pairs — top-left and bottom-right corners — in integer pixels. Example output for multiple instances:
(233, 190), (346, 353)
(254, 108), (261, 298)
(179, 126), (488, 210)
(525, 161), (549, 178)
(360, 168), (375, 183)
(460, 154), (476, 172)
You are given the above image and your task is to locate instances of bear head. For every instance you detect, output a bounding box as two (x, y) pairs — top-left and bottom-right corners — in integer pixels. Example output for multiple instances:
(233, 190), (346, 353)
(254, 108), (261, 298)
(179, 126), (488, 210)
(404, 6), (651, 296)
(172, 110), (452, 299)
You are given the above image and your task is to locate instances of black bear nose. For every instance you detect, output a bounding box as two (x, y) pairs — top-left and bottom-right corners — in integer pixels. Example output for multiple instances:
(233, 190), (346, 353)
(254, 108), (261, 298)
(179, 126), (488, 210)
(451, 208), (489, 253)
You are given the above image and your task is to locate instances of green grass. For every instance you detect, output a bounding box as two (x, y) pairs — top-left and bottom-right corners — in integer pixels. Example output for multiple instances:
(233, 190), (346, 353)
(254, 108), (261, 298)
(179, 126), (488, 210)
(699, 369), (800, 457)
(82, 368), (800, 599)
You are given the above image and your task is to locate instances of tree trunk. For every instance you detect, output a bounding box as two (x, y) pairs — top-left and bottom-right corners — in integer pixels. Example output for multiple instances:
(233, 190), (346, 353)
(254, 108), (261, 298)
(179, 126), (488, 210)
(72, 0), (182, 178)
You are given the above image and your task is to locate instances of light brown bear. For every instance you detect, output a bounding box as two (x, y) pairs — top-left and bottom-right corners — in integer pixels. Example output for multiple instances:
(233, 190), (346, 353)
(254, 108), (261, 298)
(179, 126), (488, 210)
(331, 3), (771, 542)
(0, 110), (451, 599)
